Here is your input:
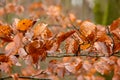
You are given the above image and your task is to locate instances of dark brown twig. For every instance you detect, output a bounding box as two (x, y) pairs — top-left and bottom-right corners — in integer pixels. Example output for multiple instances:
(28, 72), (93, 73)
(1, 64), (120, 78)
(0, 76), (51, 80)
(106, 26), (115, 56)
(46, 52), (120, 58)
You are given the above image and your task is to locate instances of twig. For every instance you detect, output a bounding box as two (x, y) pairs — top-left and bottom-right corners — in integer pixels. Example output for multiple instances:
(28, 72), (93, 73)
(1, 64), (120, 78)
(75, 44), (80, 56)
(0, 76), (51, 80)
(106, 26), (115, 56)
(47, 52), (120, 58)
(0, 51), (120, 58)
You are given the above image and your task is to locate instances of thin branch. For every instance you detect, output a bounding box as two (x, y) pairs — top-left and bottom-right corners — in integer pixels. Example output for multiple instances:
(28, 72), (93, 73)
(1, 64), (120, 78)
(0, 51), (120, 58)
(106, 26), (115, 56)
(0, 76), (51, 80)
(47, 52), (120, 58)
(75, 44), (80, 56)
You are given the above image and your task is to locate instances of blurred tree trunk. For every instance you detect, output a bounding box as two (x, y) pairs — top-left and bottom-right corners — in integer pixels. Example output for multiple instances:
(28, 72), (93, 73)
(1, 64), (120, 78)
(103, 0), (120, 25)
(93, 0), (120, 25)
(82, 0), (93, 20)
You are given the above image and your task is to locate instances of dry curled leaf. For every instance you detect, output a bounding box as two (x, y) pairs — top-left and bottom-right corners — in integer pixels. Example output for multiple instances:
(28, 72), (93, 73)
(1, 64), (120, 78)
(0, 62), (11, 73)
(0, 25), (12, 37)
(94, 59), (112, 75)
(75, 61), (82, 71)
(33, 23), (52, 39)
(57, 30), (75, 44)
(25, 40), (47, 63)
(80, 43), (91, 50)
(93, 42), (111, 56)
(11, 73), (19, 80)
(65, 38), (78, 53)
(0, 25), (13, 42)
(0, 55), (9, 62)
(79, 20), (96, 41)
(33, 23), (47, 37)
(51, 30), (76, 51)
(109, 18), (120, 53)
(5, 33), (23, 55)
(17, 19), (36, 31)
(110, 18), (120, 31)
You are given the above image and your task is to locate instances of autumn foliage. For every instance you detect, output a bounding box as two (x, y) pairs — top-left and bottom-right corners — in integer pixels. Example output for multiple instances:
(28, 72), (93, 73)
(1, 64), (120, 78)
(0, 1), (120, 80)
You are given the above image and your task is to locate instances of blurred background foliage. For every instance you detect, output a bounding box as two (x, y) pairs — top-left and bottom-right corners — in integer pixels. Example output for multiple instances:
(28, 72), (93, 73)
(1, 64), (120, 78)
(0, 0), (120, 25)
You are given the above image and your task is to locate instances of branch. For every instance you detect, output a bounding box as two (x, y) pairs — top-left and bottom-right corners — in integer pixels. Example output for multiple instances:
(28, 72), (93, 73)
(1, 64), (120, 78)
(1, 51), (120, 58)
(47, 52), (120, 58)
(0, 76), (51, 80)
(106, 26), (115, 56)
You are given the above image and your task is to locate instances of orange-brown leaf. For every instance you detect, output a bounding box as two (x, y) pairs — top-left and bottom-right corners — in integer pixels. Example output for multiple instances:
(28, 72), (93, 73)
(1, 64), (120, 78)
(17, 19), (36, 31)
(94, 42), (111, 56)
(57, 30), (75, 44)
(112, 28), (120, 40)
(5, 33), (23, 55)
(79, 21), (96, 38)
(65, 38), (78, 53)
(0, 55), (9, 62)
(53, 30), (75, 51)
(0, 25), (13, 42)
(113, 36), (120, 53)
(33, 23), (53, 39)
(110, 18), (120, 31)
(96, 30), (112, 44)
(33, 23), (47, 37)
(25, 41), (47, 63)
(69, 13), (76, 22)
(80, 43), (91, 50)
(75, 62), (82, 71)
(0, 25), (12, 37)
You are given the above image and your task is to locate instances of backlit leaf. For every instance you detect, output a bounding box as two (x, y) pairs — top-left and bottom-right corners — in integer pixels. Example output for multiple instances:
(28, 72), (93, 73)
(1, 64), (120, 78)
(80, 43), (91, 50)
(93, 42), (110, 56)
(65, 38), (78, 53)
(79, 21), (96, 41)
(0, 25), (13, 42)
(33, 23), (47, 37)
(57, 30), (75, 44)
(33, 23), (53, 39)
(110, 18), (120, 31)
(17, 19), (36, 31)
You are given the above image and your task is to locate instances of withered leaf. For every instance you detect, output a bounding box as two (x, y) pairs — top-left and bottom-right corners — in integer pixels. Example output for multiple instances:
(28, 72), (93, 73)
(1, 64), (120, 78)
(65, 38), (78, 53)
(110, 18), (120, 31)
(5, 33), (23, 55)
(79, 21), (97, 42)
(0, 55), (9, 62)
(25, 40), (47, 63)
(93, 42), (110, 56)
(75, 61), (82, 71)
(33, 23), (46, 37)
(57, 30), (75, 43)
(17, 19), (36, 31)
(0, 25), (13, 42)
(47, 30), (76, 53)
